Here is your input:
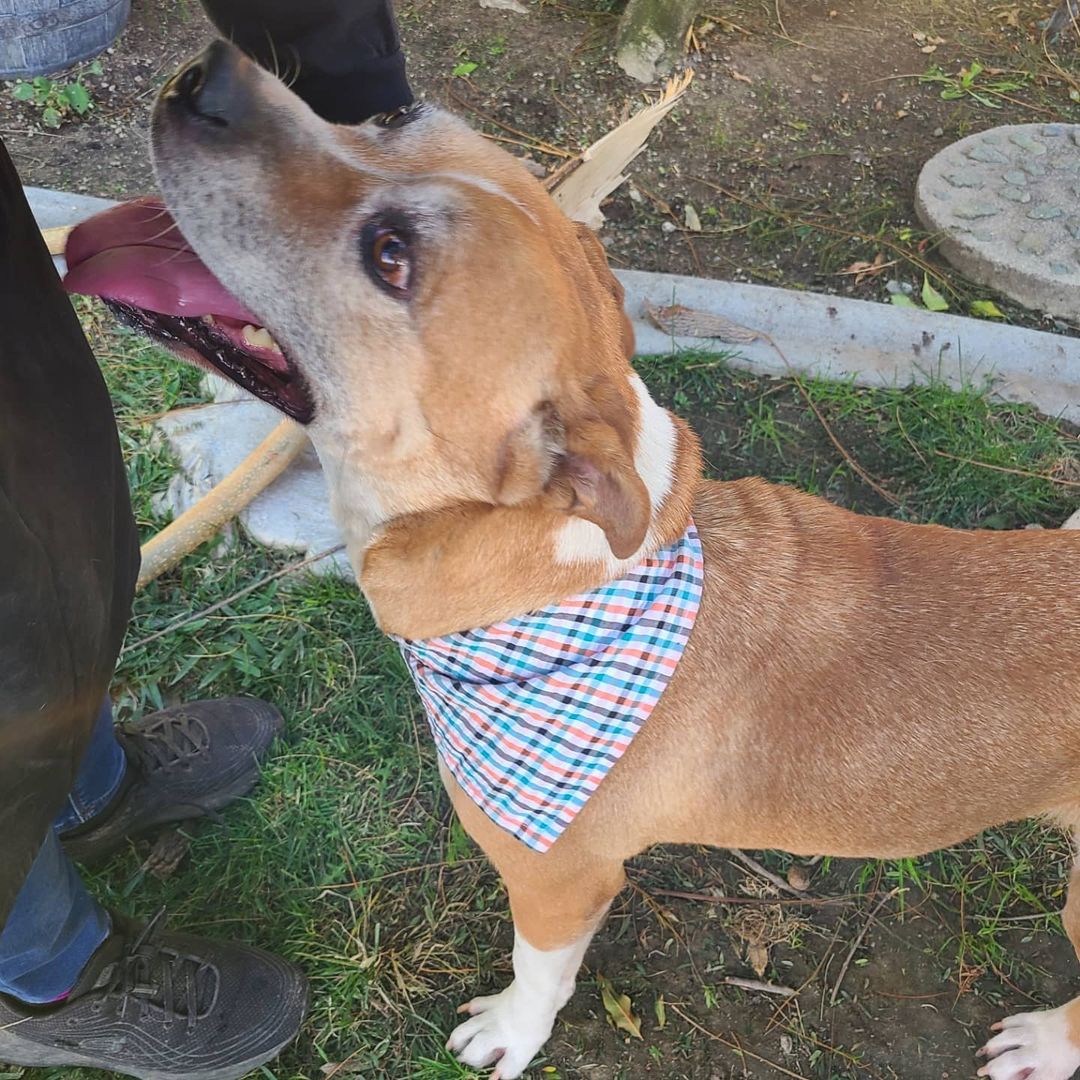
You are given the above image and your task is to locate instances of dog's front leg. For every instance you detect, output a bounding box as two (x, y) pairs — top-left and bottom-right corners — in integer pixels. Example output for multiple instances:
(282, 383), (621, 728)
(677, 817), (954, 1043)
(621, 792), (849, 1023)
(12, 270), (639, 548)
(442, 769), (627, 1078)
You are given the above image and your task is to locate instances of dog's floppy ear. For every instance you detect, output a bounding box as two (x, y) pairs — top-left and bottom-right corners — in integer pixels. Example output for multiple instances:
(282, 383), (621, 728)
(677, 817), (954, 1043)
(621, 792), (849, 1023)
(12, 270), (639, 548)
(552, 413), (650, 559)
(546, 378), (650, 560)
(494, 385), (650, 559)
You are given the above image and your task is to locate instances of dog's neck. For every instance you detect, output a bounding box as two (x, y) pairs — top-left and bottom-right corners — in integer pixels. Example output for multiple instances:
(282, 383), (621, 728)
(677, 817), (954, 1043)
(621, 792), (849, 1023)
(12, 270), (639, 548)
(336, 376), (702, 639)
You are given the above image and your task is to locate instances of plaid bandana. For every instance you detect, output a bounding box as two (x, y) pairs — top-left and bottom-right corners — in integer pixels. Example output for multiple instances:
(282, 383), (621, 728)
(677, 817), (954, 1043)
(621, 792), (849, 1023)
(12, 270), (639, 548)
(395, 522), (704, 852)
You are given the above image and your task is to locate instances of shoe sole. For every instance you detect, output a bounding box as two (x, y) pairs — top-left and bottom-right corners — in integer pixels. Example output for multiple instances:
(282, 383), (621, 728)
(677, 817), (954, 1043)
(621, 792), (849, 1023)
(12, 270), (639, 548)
(0, 1023), (297, 1080)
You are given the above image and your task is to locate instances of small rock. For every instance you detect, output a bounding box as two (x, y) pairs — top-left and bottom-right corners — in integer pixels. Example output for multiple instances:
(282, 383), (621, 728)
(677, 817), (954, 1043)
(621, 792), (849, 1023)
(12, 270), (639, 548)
(943, 172), (981, 188)
(953, 202), (999, 219)
(934, 126), (944, 137)
(1000, 186), (1031, 203)
(1010, 131), (1047, 156)
(966, 144), (1008, 164)
(1017, 231), (1049, 255)
(787, 865), (812, 891)
(661, 220), (677, 234)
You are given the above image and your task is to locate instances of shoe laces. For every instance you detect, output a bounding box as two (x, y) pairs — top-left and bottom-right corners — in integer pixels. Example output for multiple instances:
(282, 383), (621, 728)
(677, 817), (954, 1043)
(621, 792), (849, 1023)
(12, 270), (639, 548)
(123, 713), (211, 773)
(102, 912), (218, 1034)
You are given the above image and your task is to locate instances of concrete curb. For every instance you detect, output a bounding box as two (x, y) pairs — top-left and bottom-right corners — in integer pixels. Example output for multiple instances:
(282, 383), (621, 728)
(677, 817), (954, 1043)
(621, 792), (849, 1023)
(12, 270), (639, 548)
(619, 269), (1080, 426)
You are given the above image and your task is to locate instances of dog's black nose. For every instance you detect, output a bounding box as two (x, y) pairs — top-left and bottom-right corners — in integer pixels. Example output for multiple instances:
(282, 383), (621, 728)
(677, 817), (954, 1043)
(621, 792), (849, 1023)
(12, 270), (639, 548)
(166, 41), (243, 125)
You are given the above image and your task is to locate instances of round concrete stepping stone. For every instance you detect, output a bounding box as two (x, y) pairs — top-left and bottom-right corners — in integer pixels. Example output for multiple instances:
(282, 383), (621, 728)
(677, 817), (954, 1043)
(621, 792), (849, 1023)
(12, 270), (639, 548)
(915, 124), (1080, 319)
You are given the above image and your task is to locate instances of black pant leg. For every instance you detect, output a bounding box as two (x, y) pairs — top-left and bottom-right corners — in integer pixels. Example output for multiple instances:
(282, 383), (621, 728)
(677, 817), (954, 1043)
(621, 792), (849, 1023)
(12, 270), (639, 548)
(199, 0), (413, 122)
(0, 140), (139, 925)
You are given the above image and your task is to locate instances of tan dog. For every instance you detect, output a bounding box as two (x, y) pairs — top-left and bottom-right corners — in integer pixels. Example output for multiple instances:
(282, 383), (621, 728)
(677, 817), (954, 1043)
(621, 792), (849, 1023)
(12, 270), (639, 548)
(71, 42), (1080, 1080)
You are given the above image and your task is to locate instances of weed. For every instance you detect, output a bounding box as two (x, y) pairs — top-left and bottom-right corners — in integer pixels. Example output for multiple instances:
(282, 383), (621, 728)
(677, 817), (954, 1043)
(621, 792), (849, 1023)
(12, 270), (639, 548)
(919, 60), (1029, 109)
(9, 60), (102, 128)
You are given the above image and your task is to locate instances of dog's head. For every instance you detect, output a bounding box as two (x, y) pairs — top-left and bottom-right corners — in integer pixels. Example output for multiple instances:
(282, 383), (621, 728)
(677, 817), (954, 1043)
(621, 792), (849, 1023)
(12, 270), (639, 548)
(65, 42), (679, 573)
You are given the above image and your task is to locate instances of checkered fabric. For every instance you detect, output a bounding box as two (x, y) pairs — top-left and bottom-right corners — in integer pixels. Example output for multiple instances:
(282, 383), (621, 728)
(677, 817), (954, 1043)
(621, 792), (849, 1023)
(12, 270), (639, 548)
(395, 522), (704, 852)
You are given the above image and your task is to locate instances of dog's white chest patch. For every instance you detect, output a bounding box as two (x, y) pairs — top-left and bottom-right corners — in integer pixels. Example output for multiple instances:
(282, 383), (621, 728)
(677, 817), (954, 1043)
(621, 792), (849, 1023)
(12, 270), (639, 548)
(395, 523), (704, 851)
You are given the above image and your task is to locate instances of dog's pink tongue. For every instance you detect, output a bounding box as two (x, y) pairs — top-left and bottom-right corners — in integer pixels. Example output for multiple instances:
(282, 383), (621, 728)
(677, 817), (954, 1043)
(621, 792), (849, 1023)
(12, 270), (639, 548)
(63, 197), (260, 324)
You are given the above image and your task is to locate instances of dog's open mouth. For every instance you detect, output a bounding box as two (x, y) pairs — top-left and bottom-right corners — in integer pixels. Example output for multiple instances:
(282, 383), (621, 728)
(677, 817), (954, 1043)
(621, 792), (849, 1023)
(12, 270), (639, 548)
(63, 198), (314, 423)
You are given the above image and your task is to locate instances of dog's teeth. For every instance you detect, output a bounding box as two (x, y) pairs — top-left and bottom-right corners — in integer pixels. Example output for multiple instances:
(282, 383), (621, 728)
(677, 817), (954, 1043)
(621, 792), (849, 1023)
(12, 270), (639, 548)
(241, 324), (282, 353)
(201, 314), (215, 325)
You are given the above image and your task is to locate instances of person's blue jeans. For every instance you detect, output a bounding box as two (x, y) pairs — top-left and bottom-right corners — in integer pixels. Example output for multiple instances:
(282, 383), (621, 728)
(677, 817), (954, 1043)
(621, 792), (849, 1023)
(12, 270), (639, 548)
(0, 700), (126, 1003)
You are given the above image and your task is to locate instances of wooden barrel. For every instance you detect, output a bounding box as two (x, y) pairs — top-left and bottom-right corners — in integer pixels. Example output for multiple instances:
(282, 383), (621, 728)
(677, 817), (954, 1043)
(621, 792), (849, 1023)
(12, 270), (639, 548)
(0, 0), (129, 80)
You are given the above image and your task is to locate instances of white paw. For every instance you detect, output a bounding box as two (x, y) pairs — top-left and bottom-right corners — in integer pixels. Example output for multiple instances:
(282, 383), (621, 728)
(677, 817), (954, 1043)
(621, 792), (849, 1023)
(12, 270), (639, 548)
(978, 1007), (1080, 1080)
(446, 982), (555, 1079)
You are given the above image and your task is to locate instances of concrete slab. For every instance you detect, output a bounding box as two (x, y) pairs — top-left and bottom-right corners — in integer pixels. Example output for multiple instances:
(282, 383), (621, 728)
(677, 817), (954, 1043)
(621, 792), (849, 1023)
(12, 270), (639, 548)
(915, 124), (1080, 320)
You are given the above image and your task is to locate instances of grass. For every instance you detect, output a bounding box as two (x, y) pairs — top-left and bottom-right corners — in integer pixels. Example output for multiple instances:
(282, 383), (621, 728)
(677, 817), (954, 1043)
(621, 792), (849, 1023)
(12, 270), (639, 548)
(23, 304), (1080, 1079)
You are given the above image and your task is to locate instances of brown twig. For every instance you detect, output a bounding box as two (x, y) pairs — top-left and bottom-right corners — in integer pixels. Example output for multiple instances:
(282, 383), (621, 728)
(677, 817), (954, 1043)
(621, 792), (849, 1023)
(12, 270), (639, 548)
(828, 889), (898, 1006)
(445, 88), (574, 158)
(724, 976), (797, 998)
(792, 374), (901, 507)
(123, 543), (345, 654)
(932, 449), (1080, 489)
(669, 1004), (810, 1080)
(690, 176), (947, 289)
(729, 849), (808, 898)
(650, 887), (862, 907)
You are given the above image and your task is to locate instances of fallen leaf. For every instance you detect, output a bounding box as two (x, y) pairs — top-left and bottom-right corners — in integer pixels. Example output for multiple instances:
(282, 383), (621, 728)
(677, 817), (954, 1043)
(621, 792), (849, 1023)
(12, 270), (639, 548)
(921, 275), (950, 311)
(810, 73), (824, 84)
(840, 91), (850, 104)
(970, 298), (1005, 318)
(684, 204), (702, 232)
(896, 108), (910, 118)
(731, 68), (753, 84)
(873, 97), (884, 112)
(839, 252), (893, 284)
(748, 943), (770, 977)
(890, 293), (919, 308)
(920, 44), (938, 53)
(598, 975), (643, 1039)
(655, 993), (667, 1030)
(644, 301), (764, 343)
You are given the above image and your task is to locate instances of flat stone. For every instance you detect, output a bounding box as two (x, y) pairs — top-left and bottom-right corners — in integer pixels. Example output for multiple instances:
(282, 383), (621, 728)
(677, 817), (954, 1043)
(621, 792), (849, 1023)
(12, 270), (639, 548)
(916, 124), (1080, 319)
(966, 144), (1009, 164)
(1000, 186), (1031, 203)
(943, 172), (982, 188)
(152, 376), (353, 577)
(1017, 231), (1049, 256)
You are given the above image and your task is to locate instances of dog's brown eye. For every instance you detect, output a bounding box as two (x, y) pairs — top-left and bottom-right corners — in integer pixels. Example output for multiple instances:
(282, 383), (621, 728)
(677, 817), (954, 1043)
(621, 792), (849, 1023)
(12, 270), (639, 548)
(371, 229), (411, 292)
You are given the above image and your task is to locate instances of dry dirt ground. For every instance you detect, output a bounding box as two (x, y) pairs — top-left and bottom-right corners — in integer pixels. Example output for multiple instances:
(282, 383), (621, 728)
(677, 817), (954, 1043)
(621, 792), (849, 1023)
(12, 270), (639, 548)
(5, 2), (1080, 1079)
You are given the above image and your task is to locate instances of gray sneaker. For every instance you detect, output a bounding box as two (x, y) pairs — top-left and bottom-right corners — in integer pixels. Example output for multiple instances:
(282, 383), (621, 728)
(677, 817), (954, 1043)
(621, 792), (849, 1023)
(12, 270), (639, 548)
(61, 698), (284, 864)
(0, 912), (307, 1080)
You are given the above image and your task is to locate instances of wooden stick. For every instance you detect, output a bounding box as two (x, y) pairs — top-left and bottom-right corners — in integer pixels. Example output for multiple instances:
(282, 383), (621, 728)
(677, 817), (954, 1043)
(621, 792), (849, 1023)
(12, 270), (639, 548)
(668, 1004), (810, 1080)
(137, 420), (309, 589)
(828, 889), (898, 1006)
(42, 224), (73, 256)
(723, 976), (797, 998)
